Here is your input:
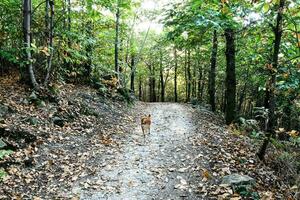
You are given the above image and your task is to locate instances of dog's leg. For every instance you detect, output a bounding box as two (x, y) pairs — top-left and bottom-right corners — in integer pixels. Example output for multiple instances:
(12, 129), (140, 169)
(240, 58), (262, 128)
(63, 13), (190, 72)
(141, 126), (145, 143)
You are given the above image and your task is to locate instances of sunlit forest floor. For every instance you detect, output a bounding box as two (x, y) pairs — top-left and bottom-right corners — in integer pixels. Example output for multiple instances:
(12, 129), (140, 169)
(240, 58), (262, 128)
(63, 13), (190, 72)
(0, 77), (293, 199)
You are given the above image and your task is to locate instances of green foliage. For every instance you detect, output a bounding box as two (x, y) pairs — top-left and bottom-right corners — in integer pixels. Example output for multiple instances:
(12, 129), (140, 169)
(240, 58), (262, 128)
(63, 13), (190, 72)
(270, 138), (286, 149)
(0, 150), (13, 160)
(249, 131), (263, 139)
(290, 137), (300, 147)
(117, 87), (134, 104)
(234, 185), (260, 200)
(0, 168), (7, 181)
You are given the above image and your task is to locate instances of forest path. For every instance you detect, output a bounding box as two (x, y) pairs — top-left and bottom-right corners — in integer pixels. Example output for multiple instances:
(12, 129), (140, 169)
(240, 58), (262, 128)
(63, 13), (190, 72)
(79, 103), (208, 199)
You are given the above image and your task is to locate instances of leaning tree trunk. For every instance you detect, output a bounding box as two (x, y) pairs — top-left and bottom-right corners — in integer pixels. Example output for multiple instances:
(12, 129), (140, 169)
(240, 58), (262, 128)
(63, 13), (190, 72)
(224, 28), (236, 124)
(174, 48), (178, 102)
(23, 0), (38, 88)
(257, 0), (285, 160)
(208, 30), (218, 112)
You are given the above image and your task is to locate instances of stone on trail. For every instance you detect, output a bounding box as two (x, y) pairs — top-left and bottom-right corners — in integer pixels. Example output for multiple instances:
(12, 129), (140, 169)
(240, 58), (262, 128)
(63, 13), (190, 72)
(52, 116), (65, 127)
(0, 103), (9, 118)
(222, 173), (255, 186)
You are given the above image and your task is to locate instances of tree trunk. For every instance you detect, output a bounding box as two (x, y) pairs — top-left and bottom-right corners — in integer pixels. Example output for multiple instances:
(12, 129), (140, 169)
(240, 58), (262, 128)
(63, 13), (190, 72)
(238, 82), (247, 112)
(187, 49), (191, 102)
(130, 55), (135, 92)
(64, 0), (71, 70)
(198, 67), (203, 101)
(160, 50), (165, 102)
(148, 63), (156, 102)
(138, 77), (142, 100)
(221, 85), (225, 112)
(23, 0), (38, 88)
(115, 4), (120, 78)
(257, 0), (285, 160)
(184, 50), (188, 102)
(208, 30), (218, 112)
(85, 21), (93, 79)
(200, 69), (206, 101)
(224, 28), (236, 124)
(174, 48), (178, 102)
(192, 58), (196, 98)
(44, 0), (54, 85)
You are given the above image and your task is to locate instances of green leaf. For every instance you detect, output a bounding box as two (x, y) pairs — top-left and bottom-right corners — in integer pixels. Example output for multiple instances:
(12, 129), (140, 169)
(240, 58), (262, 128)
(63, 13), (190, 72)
(263, 3), (269, 13)
(0, 168), (7, 181)
(0, 150), (13, 160)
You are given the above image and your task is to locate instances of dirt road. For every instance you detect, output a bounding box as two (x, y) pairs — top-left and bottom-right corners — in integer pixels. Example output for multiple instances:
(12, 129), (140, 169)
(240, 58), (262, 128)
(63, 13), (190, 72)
(79, 103), (208, 200)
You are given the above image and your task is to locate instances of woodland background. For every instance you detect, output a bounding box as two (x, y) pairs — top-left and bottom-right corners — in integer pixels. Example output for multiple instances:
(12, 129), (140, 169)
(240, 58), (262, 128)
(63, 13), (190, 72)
(0, 0), (300, 197)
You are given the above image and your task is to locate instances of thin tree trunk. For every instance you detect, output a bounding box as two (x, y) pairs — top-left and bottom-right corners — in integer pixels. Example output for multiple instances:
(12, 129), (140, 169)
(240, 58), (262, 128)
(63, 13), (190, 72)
(148, 63), (156, 102)
(152, 67), (156, 102)
(192, 57), (196, 98)
(44, 0), (54, 85)
(115, 3), (120, 78)
(184, 50), (188, 102)
(187, 49), (191, 102)
(198, 67), (203, 101)
(23, 0), (38, 88)
(85, 21), (93, 78)
(83, 0), (94, 80)
(238, 82), (247, 112)
(64, 0), (71, 70)
(138, 77), (142, 100)
(174, 48), (178, 102)
(130, 55), (135, 92)
(224, 28), (236, 124)
(200, 69), (206, 101)
(208, 30), (218, 112)
(160, 50), (165, 102)
(221, 84), (225, 112)
(257, 0), (285, 160)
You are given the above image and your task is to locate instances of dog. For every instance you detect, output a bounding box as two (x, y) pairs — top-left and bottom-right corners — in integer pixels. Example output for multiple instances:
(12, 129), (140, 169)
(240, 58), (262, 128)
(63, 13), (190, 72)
(141, 114), (151, 139)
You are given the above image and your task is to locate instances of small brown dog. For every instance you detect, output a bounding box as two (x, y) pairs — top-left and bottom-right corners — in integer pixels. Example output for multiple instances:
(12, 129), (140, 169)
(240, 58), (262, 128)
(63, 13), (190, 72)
(141, 114), (151, 138)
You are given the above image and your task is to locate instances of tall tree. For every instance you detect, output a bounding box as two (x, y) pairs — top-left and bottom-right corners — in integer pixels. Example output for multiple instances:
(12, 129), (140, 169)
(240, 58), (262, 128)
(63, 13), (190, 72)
(208, 30), (218, 112)
(159, 50), (165, 102)
(257, 0), (285, 160)
(224, 28), (236, 124)
(44, 0), (54, 85)
(174, 48), (178, 102)
(130, 54), (135, 92)
(115, 0), (120, 78)
(23, 0), (38, 88)
(187, 49), (192, 102)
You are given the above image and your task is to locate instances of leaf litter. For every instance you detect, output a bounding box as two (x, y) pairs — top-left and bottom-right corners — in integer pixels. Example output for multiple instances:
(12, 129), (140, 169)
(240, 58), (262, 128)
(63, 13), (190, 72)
(0, 80), (292, 199)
